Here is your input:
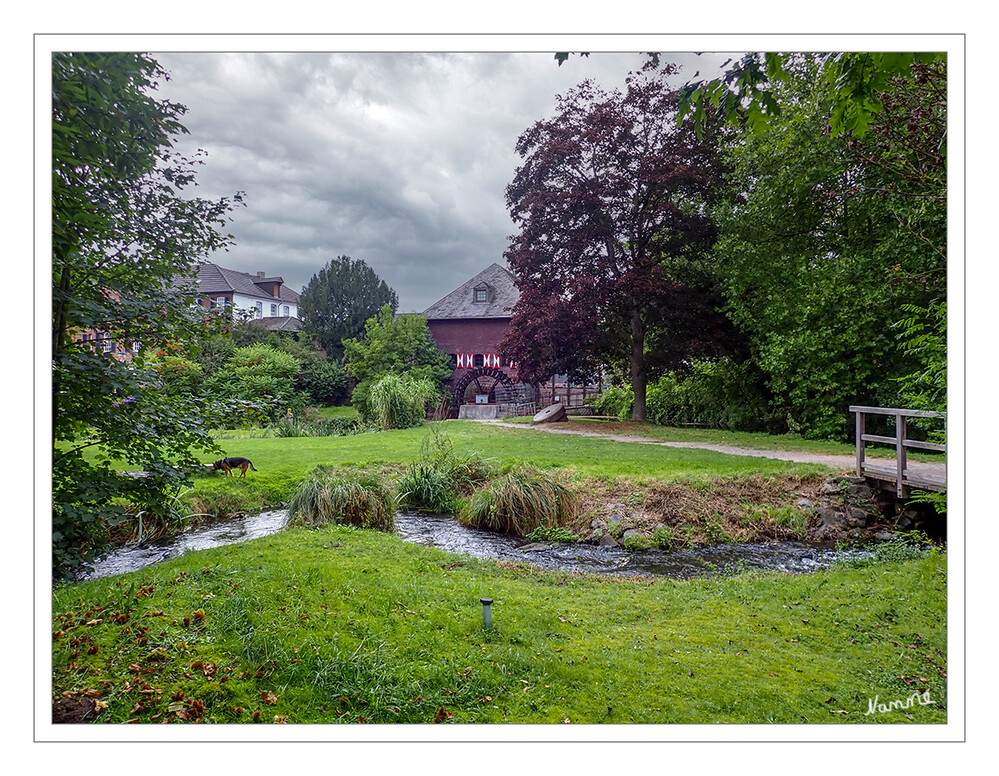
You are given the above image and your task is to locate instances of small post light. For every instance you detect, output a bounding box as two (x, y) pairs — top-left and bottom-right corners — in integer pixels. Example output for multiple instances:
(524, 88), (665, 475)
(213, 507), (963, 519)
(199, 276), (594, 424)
(480, 597), (494, 629)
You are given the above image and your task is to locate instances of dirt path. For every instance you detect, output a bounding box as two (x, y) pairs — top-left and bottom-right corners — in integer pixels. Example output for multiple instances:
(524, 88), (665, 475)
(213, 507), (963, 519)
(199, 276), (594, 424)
(476, 420), (947, 478)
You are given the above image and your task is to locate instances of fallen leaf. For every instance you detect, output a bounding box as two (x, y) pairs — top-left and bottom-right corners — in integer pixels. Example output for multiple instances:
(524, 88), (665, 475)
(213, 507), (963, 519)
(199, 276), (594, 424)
(261, 691), (278, 706)
(433, 707), (453, 723)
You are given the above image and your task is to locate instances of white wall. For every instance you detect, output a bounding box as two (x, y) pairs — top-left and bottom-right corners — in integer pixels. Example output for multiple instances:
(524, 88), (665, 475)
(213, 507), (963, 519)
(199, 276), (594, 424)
(231, 291), (298, 320)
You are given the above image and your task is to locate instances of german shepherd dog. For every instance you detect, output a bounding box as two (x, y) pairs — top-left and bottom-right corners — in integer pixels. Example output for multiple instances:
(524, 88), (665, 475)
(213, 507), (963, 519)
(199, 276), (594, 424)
(212, 457), (258, 478)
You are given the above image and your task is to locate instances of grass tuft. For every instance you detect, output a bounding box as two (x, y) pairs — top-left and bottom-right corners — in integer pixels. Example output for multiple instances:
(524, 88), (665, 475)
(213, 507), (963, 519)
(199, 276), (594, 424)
(459, 465), (583, 537)
(288, 466), (395, 531)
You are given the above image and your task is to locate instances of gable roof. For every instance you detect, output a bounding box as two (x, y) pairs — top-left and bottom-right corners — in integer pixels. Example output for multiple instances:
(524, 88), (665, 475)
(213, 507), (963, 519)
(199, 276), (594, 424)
(177, 262), (300, 304)
(422, 263), (519, 320)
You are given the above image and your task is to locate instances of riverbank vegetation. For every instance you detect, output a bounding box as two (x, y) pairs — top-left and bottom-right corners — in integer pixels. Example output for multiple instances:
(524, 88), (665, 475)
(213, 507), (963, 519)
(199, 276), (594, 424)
(51, 524), (947, 725)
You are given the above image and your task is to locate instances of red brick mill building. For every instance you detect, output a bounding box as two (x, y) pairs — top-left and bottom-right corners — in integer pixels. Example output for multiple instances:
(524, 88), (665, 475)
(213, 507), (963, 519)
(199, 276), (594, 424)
(422, 263), (539, 418)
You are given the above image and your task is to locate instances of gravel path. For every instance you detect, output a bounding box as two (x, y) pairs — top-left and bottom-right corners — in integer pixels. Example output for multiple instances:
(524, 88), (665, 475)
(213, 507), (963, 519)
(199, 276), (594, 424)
(476, 420), (947, 478)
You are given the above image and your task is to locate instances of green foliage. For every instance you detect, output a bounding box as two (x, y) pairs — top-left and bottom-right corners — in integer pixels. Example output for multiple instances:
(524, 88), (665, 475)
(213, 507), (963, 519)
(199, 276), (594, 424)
(271, 414), (372, 438)
(369, 374), (439, 430)
(51, 53), (242, 577)
(398, 428), (492, 513)
(895, 300), (947, 417)
(524, 525), (581, 543)
(287, 466), (395, 531)
(678, 52), (944, 140)
(459, 466), (582, 537)
(299, 255), (399, 359)
(344, 305), (451, 422)
(297, 358), (350, 406)
(645, 359), (780, 432)
(593, 386), (635, 421)
(149, 353), (204, 396)
(204, 344), (302, 422)
(712, 62), (946, 439)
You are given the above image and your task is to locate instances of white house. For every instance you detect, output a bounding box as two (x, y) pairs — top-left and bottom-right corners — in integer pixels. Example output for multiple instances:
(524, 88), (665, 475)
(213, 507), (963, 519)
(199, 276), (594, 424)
(184, 262), (302, 331)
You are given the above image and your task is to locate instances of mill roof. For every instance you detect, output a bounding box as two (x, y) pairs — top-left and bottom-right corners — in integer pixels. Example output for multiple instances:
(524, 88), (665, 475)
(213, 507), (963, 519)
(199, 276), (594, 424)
(422, 263), (519, 320)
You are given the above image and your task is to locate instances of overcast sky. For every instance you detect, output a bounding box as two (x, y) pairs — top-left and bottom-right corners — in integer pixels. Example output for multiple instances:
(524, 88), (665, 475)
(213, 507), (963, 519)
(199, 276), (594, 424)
(151, 50), (735, 313)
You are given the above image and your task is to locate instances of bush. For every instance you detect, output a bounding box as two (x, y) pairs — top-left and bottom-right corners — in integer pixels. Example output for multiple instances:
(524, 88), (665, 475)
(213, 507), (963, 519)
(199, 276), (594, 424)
(459, 466), (582, 537)
(272, 415), (373, 438)
(593, 386), (634, 421)
(298, 359), (351, 406)
(645, 359), (781, 432)
(368, 374), (439, 430)
(204, 343), (302, 421)
(287, 466), (395, 531)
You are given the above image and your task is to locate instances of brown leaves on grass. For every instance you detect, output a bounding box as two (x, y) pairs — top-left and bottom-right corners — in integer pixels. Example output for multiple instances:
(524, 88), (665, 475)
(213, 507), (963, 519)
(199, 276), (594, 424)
(433, 707), (454, 723)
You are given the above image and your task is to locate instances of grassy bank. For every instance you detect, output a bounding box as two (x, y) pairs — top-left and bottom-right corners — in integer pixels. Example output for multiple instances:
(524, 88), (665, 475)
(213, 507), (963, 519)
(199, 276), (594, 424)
(176, 420), (833, 514)
(51, 525), (947, 725)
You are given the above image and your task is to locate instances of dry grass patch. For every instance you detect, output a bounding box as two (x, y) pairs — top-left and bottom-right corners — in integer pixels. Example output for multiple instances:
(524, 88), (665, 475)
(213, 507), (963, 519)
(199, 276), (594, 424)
(582, 473), (827, 544)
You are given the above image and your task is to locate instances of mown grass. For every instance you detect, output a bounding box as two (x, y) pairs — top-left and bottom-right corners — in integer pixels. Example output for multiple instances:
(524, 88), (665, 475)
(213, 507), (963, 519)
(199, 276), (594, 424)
(508, 417), (945, 462)
(51, 525), (948, 725)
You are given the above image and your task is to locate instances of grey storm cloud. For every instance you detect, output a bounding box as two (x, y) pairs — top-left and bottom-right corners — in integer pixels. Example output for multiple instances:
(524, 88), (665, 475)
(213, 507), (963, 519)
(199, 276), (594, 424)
(153, 50), (733, 312)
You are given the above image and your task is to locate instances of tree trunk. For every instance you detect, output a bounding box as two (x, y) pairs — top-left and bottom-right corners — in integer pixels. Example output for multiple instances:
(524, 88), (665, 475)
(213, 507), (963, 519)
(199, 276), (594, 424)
(630, 308), (646, 421)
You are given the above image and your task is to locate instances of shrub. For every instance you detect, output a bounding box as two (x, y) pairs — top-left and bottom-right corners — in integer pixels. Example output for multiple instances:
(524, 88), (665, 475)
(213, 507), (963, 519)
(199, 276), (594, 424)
(593, 386), (634, 421)
(369, 374), (439, 430)
(459, 466), (582, 537)
(298, 359), (351, 406)
(645, 359), (780, 432)
(204, 343), (302, 421)
(288, 466), (395, 531)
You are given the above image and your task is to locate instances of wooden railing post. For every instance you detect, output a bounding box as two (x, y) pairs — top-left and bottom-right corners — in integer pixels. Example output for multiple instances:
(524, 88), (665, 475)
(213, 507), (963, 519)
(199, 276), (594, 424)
(896, 411), (907, 498)
(855, 409), (866, 477)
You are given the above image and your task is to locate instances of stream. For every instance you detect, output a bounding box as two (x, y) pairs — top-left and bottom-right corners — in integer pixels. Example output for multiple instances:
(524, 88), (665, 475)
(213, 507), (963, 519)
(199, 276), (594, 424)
(80, 509), (871, 581)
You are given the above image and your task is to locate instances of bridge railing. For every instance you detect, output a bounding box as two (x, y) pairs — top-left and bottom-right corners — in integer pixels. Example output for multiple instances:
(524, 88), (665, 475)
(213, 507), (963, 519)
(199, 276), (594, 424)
(849, 406), (946, 498)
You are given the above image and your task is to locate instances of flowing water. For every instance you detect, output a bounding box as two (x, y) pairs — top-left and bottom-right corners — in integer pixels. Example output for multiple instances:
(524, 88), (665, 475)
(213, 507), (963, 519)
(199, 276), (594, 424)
(80, 509), (869, 581)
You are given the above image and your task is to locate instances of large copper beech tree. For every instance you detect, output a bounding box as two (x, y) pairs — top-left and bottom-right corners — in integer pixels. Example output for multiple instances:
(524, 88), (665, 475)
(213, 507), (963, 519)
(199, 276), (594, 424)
(502, 72), (733, 420)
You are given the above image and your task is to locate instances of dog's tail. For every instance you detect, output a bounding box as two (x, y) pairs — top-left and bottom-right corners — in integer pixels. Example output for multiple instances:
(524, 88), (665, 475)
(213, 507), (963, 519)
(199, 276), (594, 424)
(249, 462), (258, 471)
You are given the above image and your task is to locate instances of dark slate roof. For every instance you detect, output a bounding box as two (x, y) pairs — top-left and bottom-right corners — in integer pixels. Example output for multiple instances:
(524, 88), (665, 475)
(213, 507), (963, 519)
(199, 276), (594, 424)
(176, 262), (300, 304)
(248, 316), (303, 332)
(422, 263), (519, 320)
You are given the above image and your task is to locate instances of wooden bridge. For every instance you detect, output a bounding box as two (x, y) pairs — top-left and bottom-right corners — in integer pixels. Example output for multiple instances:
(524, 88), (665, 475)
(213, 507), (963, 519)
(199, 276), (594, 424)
(850, 406), (947, 498)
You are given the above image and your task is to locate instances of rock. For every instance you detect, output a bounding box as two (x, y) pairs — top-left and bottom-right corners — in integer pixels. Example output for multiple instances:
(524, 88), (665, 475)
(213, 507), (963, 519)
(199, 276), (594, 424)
(597, 533), (620, 548)
(519, 543), (550, 553)
(533, 403), (567, 424)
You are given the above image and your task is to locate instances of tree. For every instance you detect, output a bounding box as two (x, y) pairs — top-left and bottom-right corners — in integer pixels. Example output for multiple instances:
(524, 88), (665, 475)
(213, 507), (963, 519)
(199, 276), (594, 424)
(298, 256), (398, 359)
(503, 73), (733, 420)
(52, 53), (242, 576)
(343, 306), (451, 422)
(712, 61), (946, 438)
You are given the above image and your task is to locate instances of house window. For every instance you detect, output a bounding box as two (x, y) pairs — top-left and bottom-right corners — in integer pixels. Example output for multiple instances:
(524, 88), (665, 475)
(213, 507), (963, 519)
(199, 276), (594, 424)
(102, 338), (113, 353)
(254, 301), (263, 318)
(473, 286), (488, 303)
(212, 296), (227, 309)
(132, 341), (141, 353)
(270, 303), (278, 316)
(282, 305), (290, 317)
(473, 354), (484, 368)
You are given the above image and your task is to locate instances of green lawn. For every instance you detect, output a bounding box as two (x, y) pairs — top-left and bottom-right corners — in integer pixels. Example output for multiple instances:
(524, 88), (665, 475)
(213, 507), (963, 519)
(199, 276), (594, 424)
(51, 525), (947, 725)
(507, 417), (945, 462)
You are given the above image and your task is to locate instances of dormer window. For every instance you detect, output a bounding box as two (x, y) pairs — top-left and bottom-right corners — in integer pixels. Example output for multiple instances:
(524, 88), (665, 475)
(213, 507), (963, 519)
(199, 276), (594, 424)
(473, 284), (490, 303)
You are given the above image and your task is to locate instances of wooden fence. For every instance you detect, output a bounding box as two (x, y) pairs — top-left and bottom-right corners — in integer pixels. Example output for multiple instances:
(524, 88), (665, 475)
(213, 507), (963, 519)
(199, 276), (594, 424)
(850, 405), (946, 498)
